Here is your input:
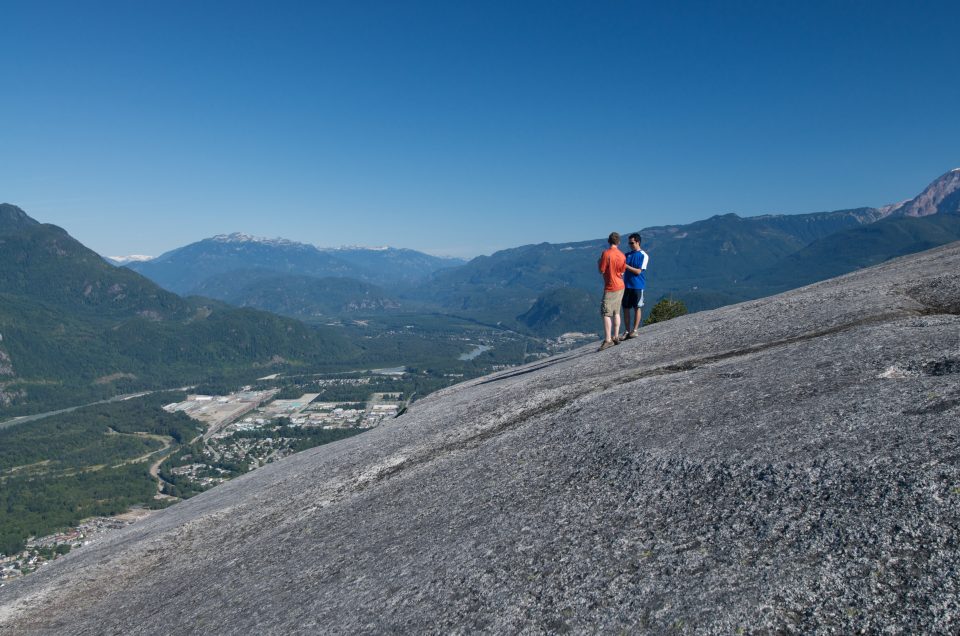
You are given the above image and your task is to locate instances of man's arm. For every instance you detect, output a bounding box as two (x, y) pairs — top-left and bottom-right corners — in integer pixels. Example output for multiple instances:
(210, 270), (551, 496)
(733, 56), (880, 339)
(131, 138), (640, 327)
(625, 252), (649, 275)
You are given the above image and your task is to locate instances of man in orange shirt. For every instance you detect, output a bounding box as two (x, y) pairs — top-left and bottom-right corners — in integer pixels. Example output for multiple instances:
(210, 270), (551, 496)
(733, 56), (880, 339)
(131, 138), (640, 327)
(597, 231), (626, 351)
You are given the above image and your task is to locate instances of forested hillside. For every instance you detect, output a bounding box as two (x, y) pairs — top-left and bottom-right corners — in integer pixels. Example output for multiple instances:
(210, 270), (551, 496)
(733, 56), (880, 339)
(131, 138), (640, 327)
(189, 269), (401, 318)
(408, 171), (960, 336)
(0, 206), (357, 415)
(0, 392), (197, 555)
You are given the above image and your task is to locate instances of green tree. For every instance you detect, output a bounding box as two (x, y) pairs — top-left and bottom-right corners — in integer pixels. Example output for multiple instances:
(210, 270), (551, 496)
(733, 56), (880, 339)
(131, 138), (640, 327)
(645, 297), (688, 325)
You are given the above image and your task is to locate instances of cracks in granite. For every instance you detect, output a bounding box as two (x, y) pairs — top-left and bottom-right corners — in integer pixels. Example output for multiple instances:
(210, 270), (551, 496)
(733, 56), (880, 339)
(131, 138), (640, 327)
(476, 349), (588, 385)
(906, 278), (960, 317)
(350, 307), (955, 493)
(609, 309), (932, 387)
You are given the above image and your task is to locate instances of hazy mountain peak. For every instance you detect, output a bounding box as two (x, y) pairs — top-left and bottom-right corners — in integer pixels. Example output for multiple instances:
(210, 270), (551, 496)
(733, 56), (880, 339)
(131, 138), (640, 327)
(128, 231), (464, 294)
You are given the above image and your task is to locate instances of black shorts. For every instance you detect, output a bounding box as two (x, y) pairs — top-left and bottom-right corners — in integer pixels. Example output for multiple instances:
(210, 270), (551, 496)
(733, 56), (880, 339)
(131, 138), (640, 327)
(621, 288), (644, 309)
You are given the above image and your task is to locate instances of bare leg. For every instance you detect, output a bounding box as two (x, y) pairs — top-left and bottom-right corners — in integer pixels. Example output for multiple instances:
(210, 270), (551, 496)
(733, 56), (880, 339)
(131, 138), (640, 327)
(603, 315), (613, 342)
(613, 312), (621, 340)
(633, 308), (642, 332)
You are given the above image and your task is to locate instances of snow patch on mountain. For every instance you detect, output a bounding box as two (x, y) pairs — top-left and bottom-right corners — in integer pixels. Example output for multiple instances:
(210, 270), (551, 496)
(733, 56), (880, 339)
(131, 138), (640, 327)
(108, 255), (154, 264)
(210, 233), (310, 248)
(328, 245), (391, 252)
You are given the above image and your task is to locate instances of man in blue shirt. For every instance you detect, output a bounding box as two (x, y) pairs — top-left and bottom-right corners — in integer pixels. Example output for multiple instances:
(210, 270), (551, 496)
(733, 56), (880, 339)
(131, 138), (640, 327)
(621, 233), (649, 339)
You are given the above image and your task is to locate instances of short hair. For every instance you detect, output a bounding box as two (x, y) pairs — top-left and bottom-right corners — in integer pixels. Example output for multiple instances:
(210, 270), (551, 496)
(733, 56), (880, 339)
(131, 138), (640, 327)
(628, 233), (641, 245)
(608, 232), (620, 245)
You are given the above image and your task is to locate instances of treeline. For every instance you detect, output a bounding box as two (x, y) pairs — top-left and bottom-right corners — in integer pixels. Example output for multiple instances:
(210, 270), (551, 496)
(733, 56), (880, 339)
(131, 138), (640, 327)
(0, 462), (155, 556)
(0, 395), (203, 555)
(0, 392), (198, 471)
(0, 290), (361, 417)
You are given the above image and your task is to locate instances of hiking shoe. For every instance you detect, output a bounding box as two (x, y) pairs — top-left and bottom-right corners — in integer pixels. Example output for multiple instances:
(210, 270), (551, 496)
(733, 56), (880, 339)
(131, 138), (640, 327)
(625, 330), (638, 339)
(598, 340), (615, 351)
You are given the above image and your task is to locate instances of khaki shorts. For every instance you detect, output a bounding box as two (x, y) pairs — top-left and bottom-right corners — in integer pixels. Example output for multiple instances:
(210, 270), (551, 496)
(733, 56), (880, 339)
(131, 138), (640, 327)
(600, 290), (624, 317)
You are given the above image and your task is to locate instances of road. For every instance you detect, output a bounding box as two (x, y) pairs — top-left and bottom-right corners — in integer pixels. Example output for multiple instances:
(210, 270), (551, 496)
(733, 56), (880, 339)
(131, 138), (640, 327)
(149, 452), (179, 499)
(0, 387), (193, 430)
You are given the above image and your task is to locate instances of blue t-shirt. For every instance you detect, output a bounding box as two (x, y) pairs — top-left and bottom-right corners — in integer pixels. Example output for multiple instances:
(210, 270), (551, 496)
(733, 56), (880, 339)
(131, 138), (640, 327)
(623, 249), (649, 289)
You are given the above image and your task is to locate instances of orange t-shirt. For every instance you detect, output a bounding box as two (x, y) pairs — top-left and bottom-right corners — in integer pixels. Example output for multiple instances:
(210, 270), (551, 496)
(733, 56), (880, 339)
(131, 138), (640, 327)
(598, 246), (626, 291)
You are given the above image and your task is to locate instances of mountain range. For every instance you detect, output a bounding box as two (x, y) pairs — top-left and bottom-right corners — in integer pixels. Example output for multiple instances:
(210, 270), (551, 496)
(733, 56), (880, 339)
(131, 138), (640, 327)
(119, 169), (960, 334)
(416, 169), (960, 334)
(2, 168), (958, 413)
(126, 233), (463, 294)
(0, 205), (358, 415)
(119, 234), (463, 320)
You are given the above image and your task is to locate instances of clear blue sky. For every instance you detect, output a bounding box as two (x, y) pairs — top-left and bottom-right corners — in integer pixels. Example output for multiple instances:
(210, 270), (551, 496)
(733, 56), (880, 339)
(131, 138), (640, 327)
(2, 1), (958, 258)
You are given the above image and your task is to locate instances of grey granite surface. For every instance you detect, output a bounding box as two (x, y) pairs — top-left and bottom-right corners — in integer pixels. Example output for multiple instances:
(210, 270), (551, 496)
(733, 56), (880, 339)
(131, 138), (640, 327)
(2, 243), (959, 634)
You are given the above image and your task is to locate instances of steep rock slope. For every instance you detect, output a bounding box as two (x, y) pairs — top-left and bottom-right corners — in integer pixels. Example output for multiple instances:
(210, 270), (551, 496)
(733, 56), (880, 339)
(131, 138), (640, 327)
(886, 168), (960, 218)
(2, 243), (959, 634)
